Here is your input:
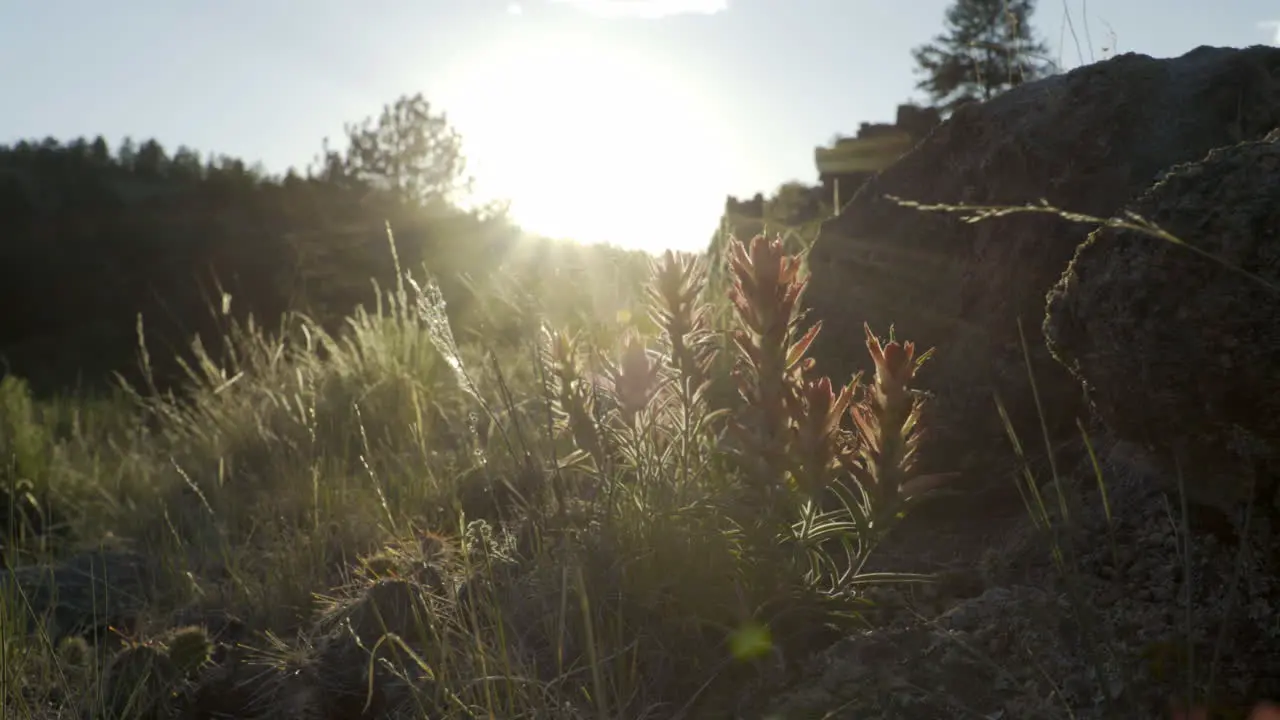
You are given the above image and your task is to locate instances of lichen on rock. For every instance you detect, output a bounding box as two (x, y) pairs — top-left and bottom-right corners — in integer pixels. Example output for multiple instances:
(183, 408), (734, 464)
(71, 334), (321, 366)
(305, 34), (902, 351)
(1044, 131), (1280, 524)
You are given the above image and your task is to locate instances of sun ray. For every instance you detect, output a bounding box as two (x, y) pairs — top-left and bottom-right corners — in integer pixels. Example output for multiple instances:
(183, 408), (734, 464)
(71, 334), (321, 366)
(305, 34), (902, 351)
(436, 25), (743, 252)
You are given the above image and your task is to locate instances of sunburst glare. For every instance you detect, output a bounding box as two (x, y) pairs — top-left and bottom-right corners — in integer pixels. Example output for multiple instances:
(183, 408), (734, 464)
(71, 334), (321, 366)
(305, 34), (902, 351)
(437, 24), (743, 253)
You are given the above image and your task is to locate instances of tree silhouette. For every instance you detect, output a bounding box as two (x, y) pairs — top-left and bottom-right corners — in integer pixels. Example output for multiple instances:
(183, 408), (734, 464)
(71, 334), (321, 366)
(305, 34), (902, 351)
(0, 89), (521, 396)
(89, 136), (111, 166)
(330, 92), (470, 207)
(911, 0), (1054, 113)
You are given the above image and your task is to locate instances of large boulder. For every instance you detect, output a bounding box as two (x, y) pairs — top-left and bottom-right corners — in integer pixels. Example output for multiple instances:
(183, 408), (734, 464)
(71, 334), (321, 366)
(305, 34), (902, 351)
(757, 439), (1280, 719)
(1043, 131), (1280, 520)
(804, 46), (1280, 493)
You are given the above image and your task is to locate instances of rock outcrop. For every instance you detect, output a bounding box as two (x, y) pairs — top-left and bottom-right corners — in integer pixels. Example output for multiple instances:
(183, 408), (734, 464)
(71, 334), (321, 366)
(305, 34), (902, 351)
(759, 435), (1280, 720)
(0, 541), (152, 643)
(803, 46), (1280, 502)
(1044, 130), (1280, 521)
(765, 45), (1280, 720)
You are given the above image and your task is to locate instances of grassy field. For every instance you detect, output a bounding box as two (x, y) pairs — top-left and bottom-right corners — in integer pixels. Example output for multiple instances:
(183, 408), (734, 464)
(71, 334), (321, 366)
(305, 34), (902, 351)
(2, 197), (1275, 719)
(0, 225), (952, 719)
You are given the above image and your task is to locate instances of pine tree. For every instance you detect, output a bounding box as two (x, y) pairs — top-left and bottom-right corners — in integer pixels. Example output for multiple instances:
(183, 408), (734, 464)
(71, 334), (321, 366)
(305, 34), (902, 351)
(336, 93), (470, 207)
(911, 0), (1054, 113)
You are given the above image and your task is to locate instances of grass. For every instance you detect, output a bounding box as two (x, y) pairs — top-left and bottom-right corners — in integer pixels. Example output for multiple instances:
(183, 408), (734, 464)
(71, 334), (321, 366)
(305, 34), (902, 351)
(1, 190), (1276, 718)
(0, 227), (946, 719)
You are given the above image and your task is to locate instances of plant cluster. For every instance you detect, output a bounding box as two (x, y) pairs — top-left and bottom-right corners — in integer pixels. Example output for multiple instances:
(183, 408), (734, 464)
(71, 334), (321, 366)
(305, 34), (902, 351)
(0, 225), (949, 718)
(534, 232), (950, 667)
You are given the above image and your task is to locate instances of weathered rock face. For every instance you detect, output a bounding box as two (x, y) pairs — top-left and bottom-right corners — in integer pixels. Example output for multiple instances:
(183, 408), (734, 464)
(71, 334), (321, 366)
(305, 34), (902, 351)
(804, 45), (1280, 490)
(758, 439), (1280, 719)
(1043, 131), (1280, 518)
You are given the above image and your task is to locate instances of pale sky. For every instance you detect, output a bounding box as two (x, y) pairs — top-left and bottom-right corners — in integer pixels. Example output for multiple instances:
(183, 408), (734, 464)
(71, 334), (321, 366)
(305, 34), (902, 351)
(1, 1), (1276, 252)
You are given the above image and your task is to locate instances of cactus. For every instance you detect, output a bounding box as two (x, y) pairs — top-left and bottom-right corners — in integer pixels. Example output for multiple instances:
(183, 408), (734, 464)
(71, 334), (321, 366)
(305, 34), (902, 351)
(163, 625), (214, 675)
(347, 577), (433, 644)
(102, 643), (180, 719)
(55, 635), (91, 667)
(359, 548), (404, 579)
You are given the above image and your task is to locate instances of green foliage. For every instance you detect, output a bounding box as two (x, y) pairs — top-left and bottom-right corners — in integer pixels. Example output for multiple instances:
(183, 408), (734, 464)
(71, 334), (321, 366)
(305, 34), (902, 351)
(0, 376), (59, 558)
(0, 215), (945, 718)
(0, 376), (50, 488)
(0, 71), (1019, 717)
(326, 92), (472, 207)
(0, 86), (1256, 715)
(911, 0), (1055, 113)
(0, 93), (516, 397)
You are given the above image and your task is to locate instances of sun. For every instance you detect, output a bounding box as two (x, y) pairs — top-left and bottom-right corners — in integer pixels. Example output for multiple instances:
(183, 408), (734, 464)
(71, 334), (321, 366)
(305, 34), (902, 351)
(436, 24), (742, 253)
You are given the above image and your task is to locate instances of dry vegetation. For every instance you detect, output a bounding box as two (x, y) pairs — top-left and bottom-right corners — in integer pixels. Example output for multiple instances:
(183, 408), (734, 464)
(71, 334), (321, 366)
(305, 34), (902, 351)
(2, 192), (1276, 719)
(0, 228), (955, 719)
